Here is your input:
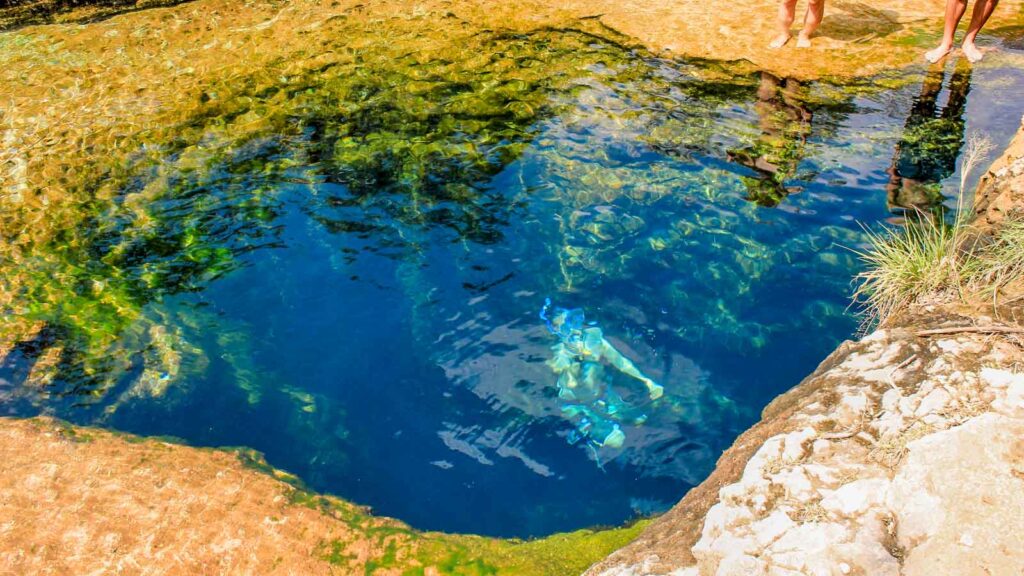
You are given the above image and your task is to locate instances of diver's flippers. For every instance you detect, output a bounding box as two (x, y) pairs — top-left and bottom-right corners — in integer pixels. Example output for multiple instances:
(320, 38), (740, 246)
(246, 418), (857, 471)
(599, 425), (625, 449)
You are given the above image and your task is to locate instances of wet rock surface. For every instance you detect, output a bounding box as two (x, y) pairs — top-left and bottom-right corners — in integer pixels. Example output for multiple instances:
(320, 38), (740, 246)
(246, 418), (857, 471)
(0, 418), (363, 574)
(3, 0), (1024, 79)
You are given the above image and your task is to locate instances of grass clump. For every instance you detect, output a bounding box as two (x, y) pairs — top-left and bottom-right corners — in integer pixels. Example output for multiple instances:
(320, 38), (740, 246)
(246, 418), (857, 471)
(855, 214), (1024, 326)
(851, 134), (1024, 326)
(852, 216), (961, 326)
(967, 218), (1024, 299)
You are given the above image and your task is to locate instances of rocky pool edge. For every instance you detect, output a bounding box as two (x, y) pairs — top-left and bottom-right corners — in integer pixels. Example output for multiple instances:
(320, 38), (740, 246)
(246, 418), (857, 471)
(585, 118), (1024, 576)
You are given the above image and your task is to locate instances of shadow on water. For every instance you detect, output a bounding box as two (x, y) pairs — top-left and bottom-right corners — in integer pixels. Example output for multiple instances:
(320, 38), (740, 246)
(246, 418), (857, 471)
(2, 21), (1024, 536)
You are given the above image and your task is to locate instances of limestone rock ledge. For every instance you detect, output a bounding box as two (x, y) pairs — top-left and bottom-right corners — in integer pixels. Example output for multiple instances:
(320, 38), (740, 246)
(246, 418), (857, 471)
(974, 115), (1024, 235)
(587, 323), (1024, 576)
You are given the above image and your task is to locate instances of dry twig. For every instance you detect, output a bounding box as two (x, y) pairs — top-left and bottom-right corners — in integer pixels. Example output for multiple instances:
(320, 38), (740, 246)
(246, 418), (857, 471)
(916, 325), (1024, 337)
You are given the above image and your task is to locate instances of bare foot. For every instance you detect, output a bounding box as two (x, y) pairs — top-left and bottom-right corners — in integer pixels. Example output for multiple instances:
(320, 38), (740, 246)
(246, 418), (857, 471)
(925, 44), (952, 63)
(769, 33), (791, 49)
(962, 41), (985, 62)
(796, 34), (811, 48)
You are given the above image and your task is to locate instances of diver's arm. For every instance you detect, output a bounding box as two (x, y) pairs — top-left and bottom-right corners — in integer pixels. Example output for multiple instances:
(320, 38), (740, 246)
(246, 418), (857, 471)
(600, 339), (664, 399)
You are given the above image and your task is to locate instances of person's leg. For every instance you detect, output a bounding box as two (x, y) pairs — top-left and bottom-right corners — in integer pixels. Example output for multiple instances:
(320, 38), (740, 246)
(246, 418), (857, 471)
(770, 0), (799, 48)
(562, 404), (596, 445)
(796, 0), (825, 47)
(961, 0), (1000, 61)
(579, 362), (605, 401)
(587, 415), (624, 448)
(925, 0), (969, 62)
(566, 406), (623, 448)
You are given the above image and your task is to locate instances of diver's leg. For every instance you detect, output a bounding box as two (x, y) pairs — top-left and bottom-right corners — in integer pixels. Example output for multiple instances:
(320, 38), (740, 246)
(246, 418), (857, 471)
(562, 404), (594, 445)
(574, 363), (625, 447)
(560, 403), (585, 419)
(581, 362), (644, 422)
(601, 425), (625, 449)
(556, 371), (580, 402)
(579, 362), (606, 400)
(587, 415), (625, 449)
(562, 405), (624, 448)
(601, 385), (648, 425)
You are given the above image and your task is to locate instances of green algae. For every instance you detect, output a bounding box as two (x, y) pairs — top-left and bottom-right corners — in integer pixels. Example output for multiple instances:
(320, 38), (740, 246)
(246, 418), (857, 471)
(313, 517), (651, 575)
(0, 0), (930, 404)
(232, 441), (649, 574)
(0, 21), (701, 398)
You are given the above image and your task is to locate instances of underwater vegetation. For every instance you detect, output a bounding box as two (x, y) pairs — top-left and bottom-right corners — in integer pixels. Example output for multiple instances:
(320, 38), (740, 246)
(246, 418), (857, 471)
(3, 0), (1024, 536)
(231, 448), (654, 576)
(0, 20), (868, 415)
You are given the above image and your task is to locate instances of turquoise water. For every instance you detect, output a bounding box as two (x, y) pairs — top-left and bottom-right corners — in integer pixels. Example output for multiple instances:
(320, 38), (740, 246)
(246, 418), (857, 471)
(3, 31), (1024, 537)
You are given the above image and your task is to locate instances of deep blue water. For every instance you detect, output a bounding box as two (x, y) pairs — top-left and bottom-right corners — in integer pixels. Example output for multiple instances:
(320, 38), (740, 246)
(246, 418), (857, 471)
(3, 34), (1024, 537)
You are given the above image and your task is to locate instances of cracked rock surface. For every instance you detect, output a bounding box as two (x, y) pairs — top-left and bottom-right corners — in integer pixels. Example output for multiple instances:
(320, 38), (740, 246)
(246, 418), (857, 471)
(974, 116), (1024, 235)
(587, 324), (1024, 576)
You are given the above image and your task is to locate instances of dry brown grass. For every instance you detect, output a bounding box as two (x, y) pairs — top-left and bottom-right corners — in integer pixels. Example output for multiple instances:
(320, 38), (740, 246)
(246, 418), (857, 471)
(792, 498), (829, 523)
(869, 421), (935, 469)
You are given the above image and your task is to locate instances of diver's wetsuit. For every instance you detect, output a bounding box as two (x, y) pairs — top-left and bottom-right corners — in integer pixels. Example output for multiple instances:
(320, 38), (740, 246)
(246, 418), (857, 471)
(547, 325), (652, 447)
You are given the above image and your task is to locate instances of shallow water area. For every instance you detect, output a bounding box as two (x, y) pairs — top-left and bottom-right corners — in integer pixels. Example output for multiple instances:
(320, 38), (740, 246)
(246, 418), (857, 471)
(2, 22), (1024, 538)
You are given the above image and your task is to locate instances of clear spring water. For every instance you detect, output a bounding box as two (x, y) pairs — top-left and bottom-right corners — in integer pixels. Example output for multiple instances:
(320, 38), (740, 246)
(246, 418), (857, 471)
(2, 30), (1024, 538)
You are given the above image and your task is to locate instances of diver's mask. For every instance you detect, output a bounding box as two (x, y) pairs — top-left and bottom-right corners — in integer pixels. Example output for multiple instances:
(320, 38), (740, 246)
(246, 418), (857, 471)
(540, 298), (587, 346)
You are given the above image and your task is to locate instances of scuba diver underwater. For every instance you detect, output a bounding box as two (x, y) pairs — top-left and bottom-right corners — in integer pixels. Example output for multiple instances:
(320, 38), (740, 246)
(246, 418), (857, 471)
(540, 299), (664, 449)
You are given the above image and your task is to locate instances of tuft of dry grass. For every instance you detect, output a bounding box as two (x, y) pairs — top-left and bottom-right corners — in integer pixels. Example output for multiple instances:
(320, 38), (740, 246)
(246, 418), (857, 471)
(851, 133), (1024, 327)
(868, 421), (934, 469)
(791, 498), (829, 523)
(967, 218), (1024, 303)
(852, 214), (960, 328)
